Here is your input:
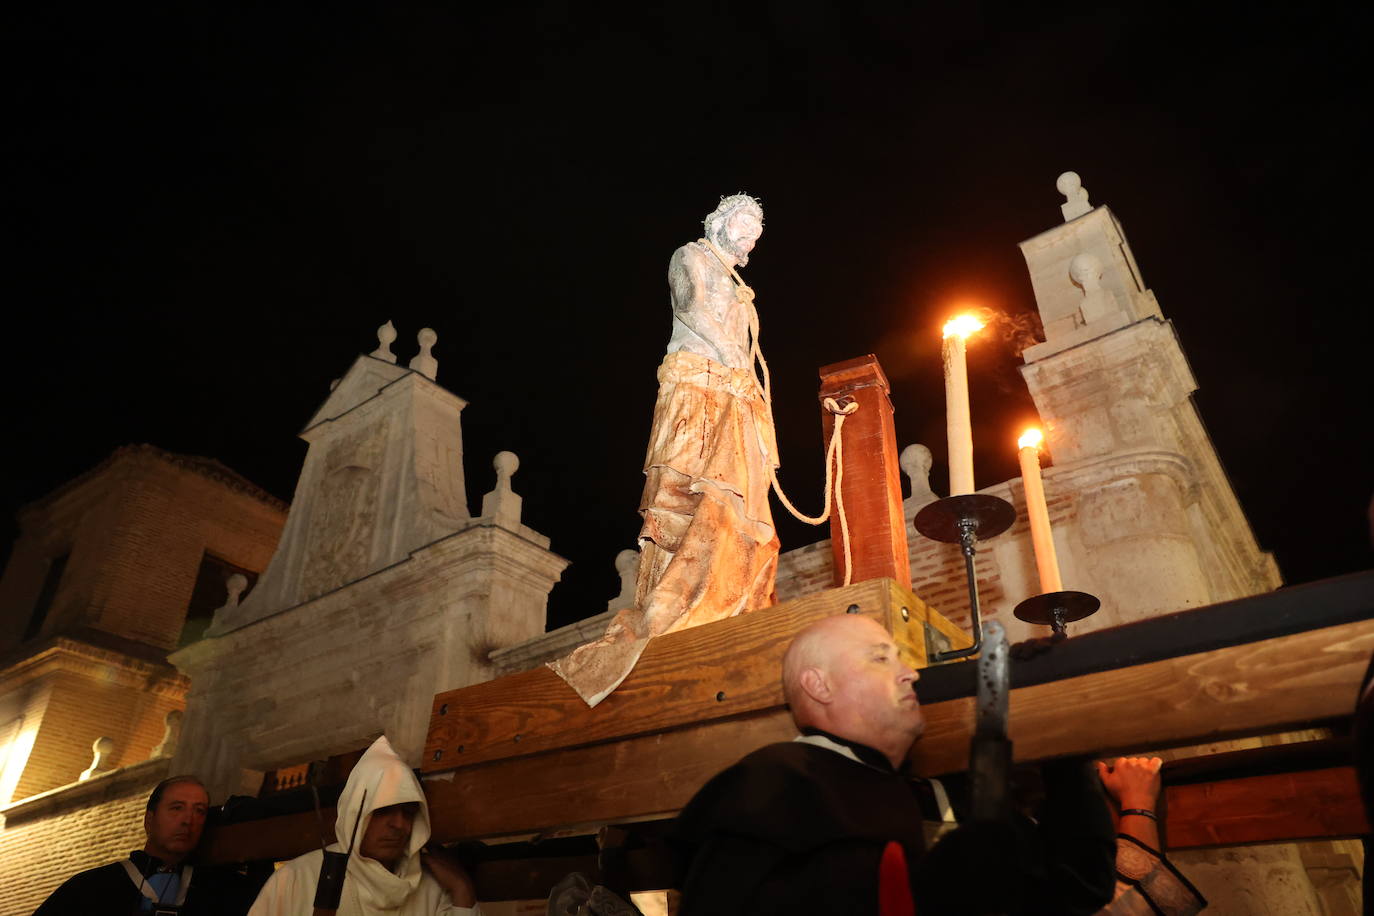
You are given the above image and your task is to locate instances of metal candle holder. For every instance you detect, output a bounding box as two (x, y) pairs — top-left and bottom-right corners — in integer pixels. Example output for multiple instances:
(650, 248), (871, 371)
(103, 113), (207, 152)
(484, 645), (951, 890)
(913, 493), (1016, 663)
(1013, 590), (1100, 639)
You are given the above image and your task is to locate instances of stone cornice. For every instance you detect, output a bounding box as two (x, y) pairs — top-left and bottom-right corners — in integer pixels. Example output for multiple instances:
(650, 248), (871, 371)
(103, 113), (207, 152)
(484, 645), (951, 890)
(302, 356), (468, 436)
(1022, 318), (1194, 396)
(207, 519), (568, 639)
(0, 757), (169, 826)
(1048, 447), (1197, 497)
(417, 522), (570, 578)
(1017, 204), (1118, 252)
(0, 636), (189, 697)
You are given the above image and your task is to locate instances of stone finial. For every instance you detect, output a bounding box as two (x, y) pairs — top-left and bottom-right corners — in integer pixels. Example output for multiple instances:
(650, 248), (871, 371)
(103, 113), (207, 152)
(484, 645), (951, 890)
(371, 320), (399, 363)
(224, 573), (248, 609)
(150, 709), (183, 759)
(609, 549), (640, 612)
(1068, 253), (1102, 292)
(409, 328), (439, 379)
(1057, 171), (1092, 222)
(79, 736), (116, 781)
(900, 444), (937, 515)
(480, 451), (523, 529)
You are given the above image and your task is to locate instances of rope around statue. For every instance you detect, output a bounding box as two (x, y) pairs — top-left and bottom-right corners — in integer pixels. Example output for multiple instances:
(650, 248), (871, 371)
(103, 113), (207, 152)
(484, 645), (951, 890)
(702, 237), (860, 586)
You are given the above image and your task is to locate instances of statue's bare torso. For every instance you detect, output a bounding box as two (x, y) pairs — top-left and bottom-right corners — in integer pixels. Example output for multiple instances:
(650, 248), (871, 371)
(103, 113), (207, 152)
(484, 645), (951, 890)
(666, 242), (751, 370)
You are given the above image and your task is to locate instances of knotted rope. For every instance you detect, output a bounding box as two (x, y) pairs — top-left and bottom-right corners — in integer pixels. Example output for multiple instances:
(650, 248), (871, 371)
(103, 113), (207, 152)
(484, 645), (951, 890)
(702, 237), (861, 585)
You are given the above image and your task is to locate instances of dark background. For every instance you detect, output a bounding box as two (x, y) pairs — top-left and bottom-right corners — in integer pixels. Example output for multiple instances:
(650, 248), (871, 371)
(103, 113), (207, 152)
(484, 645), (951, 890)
(8, 3), (1371, 630)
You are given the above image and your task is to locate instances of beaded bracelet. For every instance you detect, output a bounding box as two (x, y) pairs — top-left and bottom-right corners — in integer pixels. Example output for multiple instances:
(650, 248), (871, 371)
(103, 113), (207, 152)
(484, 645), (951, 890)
(1119, 808), (1157, 821)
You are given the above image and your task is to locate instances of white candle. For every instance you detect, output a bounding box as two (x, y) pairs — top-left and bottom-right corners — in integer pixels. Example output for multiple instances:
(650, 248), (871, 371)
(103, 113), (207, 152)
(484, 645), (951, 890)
(1017, 428), (1063, 593)
(942, 315), (983, 495)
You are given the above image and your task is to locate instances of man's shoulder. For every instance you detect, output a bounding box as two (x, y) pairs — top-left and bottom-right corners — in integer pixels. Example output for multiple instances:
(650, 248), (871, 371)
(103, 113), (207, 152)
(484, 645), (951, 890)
(678, 742), (851, 825)
(69, 858), (129, 879)
(735, 739), (827, 768)
(736, 738), (884, 774)
(59, 859), (130, 886)
(675, 740), (917, 856)
(35, 860), (134, 914)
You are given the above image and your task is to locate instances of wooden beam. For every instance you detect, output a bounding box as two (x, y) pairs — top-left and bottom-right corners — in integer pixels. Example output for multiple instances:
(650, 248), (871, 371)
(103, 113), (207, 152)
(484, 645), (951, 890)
(424, 617), (1373, 841)
(195, 576), (1374, 865)
(425, 579), (965, 772)
(201, 808), (334, 863)
(424, 709), (797, 842)
(818, 355), (911, 590)
(912, 617), (1374, 775)
(200, 617), (1373, 855)
(1165, 766), (1369, 849)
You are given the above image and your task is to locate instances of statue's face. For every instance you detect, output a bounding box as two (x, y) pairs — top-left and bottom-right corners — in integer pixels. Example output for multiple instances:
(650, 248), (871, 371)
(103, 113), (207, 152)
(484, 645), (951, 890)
(718, 208), (763, 265)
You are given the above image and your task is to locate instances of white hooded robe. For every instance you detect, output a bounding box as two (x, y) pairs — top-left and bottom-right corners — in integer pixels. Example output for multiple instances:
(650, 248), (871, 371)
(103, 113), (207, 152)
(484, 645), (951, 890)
(248, 736), (479, 916)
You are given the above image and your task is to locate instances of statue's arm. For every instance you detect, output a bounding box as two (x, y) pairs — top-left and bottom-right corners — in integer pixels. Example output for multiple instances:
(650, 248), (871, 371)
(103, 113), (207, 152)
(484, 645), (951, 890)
(668, 244), (709, 319)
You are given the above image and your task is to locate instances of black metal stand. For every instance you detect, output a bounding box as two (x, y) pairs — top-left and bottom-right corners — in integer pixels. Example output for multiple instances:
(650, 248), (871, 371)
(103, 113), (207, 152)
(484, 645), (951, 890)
(1013, 590), (1100, 638)
(913, 494), (1015, 663)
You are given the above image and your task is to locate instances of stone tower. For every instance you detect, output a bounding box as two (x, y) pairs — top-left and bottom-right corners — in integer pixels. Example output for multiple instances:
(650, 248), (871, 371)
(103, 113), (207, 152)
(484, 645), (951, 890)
(1013, 171), (1280, 629)
(170, 325), (567, 801)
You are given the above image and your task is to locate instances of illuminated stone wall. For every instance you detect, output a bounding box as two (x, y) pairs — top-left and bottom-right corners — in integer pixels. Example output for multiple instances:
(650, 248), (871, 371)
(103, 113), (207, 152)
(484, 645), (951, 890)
(0, 759), (166, 916)
(171, 344), (566, 800)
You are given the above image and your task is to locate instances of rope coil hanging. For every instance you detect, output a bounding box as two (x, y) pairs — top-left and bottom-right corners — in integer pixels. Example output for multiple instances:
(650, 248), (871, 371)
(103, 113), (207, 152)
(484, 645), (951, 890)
(702, 237), (861, 586)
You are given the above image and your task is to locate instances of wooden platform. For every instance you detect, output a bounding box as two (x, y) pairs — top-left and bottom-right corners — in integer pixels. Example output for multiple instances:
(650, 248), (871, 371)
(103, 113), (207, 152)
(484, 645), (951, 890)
(200, 571), (1374, 877)
(415, 572), (1374, 842)
(423, 577), (963, 775)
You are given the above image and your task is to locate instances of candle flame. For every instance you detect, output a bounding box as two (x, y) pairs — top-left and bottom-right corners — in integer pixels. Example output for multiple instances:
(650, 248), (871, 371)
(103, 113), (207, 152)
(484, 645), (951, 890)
(1018, 428), (1044, 450)
(942, 314), (985, 340)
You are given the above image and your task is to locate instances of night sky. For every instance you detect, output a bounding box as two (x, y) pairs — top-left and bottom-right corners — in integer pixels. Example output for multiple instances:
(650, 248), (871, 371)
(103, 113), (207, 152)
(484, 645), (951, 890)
(8, 4), (1371, 631)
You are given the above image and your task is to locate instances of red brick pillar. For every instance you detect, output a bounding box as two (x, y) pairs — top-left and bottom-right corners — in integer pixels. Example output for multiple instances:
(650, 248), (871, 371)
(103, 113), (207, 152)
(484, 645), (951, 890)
(818, 355), (911, 590)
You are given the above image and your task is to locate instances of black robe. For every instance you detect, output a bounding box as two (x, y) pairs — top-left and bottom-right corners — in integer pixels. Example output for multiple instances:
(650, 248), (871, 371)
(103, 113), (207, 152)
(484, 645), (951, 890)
(672, 735), (1115, 916)
(33, 850), (267, 916)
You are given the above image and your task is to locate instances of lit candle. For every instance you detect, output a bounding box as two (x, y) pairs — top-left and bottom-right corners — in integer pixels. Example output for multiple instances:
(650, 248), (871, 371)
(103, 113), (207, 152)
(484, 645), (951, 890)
(1017, 428), (1062, 593)
(942, 314), (984, 495)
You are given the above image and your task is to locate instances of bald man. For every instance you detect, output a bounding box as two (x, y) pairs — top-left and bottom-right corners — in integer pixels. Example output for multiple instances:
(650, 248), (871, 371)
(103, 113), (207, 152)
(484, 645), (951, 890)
(672, 614), (1115, 916)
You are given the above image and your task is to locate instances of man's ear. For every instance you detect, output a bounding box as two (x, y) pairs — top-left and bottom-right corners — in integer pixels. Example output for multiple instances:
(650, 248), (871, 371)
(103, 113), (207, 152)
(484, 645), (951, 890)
(798, 666), (832, 705)
(143, 809), (154, 836)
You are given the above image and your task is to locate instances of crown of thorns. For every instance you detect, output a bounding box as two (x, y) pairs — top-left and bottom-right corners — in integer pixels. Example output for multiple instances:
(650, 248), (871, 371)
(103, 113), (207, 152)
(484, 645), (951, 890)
(703, 193), (763, 232)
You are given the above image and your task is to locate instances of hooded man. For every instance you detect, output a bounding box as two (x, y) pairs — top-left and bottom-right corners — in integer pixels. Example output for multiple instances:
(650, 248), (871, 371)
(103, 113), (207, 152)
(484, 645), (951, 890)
(248, 736), (479, 916)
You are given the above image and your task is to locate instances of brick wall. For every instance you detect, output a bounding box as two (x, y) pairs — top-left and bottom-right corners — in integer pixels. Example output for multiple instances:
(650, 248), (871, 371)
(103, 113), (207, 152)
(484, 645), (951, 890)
(0, 759), (166, 916)
(0, 445), (286, 654)
(13, 671), (182, 802)
(70, 449), (285, 650)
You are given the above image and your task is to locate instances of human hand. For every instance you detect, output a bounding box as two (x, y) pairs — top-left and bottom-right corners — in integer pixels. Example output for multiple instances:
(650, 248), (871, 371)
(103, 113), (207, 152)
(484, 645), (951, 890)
(1095, 756), (1162, 811)
(420, 846), (476, 908)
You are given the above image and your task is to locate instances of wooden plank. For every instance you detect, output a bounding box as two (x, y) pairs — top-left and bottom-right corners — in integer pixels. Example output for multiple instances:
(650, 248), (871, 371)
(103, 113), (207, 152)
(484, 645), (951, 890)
(426, 618), (1373, 840)
(1165, 766), (1369, 849)
(818, 355), (911, 590)
(424, 709), (798, 842)
(425, 579), (965, 772)
(912, 617), (1374, 775)
(200, 618), (1373, 855)
(202, 809), (333, 863)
